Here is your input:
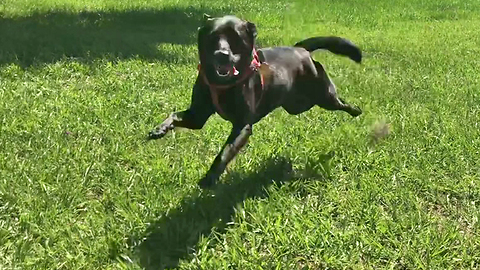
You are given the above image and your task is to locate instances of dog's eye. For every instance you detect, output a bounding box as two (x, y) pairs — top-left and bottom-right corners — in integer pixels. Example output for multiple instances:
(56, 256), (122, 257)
(207, 35), (219, 48)
(225, 30), (245, 52)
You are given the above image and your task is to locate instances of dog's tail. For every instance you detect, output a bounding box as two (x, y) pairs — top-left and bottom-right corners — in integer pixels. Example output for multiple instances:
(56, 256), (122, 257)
(294, 36), (362, 63)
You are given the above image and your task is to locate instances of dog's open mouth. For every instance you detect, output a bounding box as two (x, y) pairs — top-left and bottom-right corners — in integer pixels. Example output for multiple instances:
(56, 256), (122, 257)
(215, 64), (239, 77)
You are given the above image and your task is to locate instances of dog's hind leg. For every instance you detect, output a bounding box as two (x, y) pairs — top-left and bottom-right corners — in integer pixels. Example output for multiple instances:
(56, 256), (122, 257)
(198, 124), (252, 188)
(318, 84), (362, 117)
(313, 61), (362, 117)
(148, 81), (215, 140)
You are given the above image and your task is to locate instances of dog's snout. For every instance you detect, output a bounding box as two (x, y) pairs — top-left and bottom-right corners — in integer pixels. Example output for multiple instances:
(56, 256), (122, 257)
(213, 37), (234, 64)
(214, 50), (230, 57)
(214, 50), (231, 64)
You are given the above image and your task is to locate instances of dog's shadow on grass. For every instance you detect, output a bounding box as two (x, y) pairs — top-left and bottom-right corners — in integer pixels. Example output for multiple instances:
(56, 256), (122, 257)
(135, 153), (335, 270)
(0, 7), (223, 67)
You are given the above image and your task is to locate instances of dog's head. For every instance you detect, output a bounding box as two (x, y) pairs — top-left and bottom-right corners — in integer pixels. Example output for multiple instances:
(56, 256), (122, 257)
(198, 15), (257, 83)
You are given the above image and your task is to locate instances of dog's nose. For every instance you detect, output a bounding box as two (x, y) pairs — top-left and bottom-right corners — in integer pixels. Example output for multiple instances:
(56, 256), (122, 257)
(214, 50), (231, 64)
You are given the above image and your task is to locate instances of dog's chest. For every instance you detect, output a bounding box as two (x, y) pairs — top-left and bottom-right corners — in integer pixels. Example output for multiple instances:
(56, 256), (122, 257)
(214, 81), (263, 123)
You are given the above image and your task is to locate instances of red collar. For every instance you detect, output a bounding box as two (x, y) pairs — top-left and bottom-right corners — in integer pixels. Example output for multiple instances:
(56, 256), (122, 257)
(198, 49), (264, 118)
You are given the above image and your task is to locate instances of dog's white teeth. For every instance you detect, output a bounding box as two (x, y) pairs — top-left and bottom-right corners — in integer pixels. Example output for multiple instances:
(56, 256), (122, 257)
(216, 65), (232, 77)
(216, 70), (230, 77)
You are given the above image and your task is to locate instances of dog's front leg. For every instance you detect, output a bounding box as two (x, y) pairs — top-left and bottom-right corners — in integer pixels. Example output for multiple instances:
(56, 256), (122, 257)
(198, 124), (252, 188)
(148, 81), (214, 140)
(148, 110), (204, 140)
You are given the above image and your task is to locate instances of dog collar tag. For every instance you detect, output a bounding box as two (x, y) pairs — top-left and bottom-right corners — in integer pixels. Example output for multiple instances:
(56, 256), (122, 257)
(258, 63), (272, 80)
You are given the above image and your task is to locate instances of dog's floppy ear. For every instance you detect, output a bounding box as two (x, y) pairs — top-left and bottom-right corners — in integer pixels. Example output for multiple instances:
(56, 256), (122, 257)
(202, 13), (214, 24)
(246, 21), (257, 40)
(198, 14), (213, 31)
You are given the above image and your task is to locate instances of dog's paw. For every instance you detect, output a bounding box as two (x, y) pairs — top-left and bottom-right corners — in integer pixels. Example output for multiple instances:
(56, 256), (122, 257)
(147, 124), (170, 140)
(198, 173), (218, 189)
(147, 129), (165, 140)
(349, 106), (362, 117)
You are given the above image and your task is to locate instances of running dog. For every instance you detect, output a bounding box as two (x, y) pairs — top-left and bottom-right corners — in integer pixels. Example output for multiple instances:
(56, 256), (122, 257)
(148, 15), (362, 188)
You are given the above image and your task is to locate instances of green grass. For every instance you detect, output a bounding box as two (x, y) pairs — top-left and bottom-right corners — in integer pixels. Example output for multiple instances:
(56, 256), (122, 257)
(1, 0), (480, 269)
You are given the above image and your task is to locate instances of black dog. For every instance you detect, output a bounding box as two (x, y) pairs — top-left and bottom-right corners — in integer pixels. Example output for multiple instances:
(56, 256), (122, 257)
(148, 15), (362, 188)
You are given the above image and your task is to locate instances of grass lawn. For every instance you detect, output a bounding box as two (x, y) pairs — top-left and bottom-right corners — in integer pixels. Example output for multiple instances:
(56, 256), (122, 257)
(1, 0), (479, 269)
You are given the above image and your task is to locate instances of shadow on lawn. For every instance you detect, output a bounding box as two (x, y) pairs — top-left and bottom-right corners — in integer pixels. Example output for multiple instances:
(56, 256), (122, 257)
(0, 7), (223, 67)
(136, 152), (335, 270)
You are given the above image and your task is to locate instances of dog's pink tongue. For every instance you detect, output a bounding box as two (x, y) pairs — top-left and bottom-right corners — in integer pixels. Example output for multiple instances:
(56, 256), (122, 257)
(233, 66), (239, 76)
